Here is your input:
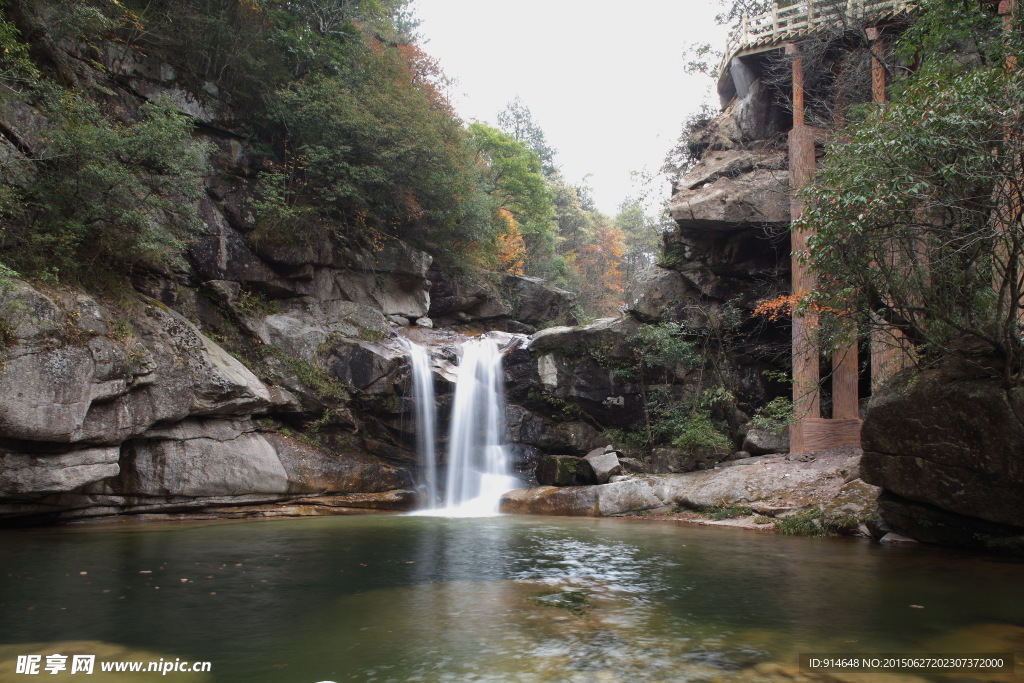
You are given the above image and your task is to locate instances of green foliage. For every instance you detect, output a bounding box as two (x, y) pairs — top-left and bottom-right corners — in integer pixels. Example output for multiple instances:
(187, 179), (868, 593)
(800, 1), (1024, 374)
(775, 510), (827, 536)
(287, 357), (349, 401)
(774, 508), (867, 537)
(497, 96), (557, 178)
(468, 122), (559, 272)
(236, 290), (281, 317)
(0, 89), (208, 285)
(750, 396), (795, 435)
(700, 503), (754, 520)
(600, 427), (647, 457)
(259, 46), (483, 249)
(629, 323), (701, 374)
(651, 402), (732, 455)
(0, 10), (37, 92)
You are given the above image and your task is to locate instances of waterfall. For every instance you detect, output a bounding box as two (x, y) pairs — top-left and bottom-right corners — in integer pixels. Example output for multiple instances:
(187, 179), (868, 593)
(402, 340), (438, 507)
(443, 337), (518, 515)
(405, 336), (518, 517)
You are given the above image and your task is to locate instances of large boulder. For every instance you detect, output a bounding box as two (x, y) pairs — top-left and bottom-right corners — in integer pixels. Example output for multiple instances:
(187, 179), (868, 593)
(583, 447), (623, 484)
(501, 274), (577, 327)
(668, 150), (789, 230)
(861, 364), (1024, 550)
(743, 428), (789, 456)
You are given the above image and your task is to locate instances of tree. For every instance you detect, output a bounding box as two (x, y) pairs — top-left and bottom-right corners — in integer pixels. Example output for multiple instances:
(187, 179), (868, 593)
(574, 220), (626, 316)
(799, 0), (1024, 380)
(614, 198), (664, 282)
(467, 122), (561, 276)
(497, 96), (557, 178)
(0, 90), (208, 283)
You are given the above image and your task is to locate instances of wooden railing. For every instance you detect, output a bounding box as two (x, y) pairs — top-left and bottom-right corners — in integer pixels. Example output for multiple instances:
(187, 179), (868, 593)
(718, 0), (913, 76)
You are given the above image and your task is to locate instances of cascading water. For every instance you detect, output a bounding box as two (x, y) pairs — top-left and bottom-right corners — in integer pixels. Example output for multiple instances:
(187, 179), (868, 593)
(401, 340), (438, 507)
(405, 335), (519, 517)
(442, 337), (519, 515)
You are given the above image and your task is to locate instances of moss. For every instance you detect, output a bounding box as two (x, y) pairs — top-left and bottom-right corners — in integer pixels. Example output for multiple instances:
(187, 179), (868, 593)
(287, 357), (349, 401)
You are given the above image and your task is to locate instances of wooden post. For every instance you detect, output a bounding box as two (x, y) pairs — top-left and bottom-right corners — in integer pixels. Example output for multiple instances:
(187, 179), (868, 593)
(865, 26), (908, 392)
(788, 43), (820, 454)
(832, 344), (860, 419)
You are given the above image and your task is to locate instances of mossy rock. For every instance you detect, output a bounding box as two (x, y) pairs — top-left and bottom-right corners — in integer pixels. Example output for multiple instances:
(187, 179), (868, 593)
(536, 455), (597, 487)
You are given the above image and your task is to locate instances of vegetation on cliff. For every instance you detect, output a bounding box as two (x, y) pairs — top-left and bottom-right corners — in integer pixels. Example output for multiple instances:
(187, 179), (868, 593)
(0, 0), (664, 318)
(799, 0), (1024, 379)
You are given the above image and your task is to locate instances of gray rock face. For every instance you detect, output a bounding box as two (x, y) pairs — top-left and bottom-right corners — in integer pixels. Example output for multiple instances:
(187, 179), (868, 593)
(427, 268), (577, 330)
(0, 447), (120, 497)
(0, 281), (411, 523)
(624, 266), (691, 322)
(669, 166), (790, 230)
(742, 428), (790, 456)
(649, 447), (729, 474)
(501, 274), (577, 327)
(861, 365), (1024, 547)
(0, 284), (277, 446)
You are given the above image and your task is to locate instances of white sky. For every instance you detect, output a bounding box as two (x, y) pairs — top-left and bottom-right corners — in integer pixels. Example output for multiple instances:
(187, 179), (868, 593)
(411, 1), (729, 216)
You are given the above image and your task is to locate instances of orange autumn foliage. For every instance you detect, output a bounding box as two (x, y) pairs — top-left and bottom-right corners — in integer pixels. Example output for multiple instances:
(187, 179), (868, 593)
(574, 224), (626, 316)
(753, 293), (849, 321)
(495, 209), (526, 275)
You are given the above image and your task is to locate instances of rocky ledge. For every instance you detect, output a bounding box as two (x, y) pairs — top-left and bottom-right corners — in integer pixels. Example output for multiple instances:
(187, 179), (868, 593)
(500, 446), (886, 539)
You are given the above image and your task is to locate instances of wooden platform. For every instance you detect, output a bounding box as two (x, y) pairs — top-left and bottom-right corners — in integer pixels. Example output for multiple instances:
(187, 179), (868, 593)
(718, 0), (913, 77)
(790, 418), (863, 453)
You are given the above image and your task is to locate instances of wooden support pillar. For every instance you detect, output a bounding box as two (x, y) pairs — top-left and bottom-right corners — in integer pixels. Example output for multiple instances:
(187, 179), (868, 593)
(866, 26), (907, 393)
(1001, 0), (1018, 72)
(788, 43), (820, 454)
(788, 41), (862, 452)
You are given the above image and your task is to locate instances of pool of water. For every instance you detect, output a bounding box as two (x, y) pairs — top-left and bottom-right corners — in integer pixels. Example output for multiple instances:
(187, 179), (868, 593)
(1, 515), (1021, 682)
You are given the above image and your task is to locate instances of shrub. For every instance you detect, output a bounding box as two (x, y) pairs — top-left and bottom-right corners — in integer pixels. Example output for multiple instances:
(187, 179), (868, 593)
(0, 89), (208, 285)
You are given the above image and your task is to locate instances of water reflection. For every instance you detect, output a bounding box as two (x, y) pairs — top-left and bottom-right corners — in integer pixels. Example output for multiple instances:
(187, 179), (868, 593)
(1, 517), (1022, 682)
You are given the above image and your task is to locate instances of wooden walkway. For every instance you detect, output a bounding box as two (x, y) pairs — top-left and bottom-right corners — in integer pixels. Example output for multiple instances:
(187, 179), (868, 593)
(719, 0), (913, 75)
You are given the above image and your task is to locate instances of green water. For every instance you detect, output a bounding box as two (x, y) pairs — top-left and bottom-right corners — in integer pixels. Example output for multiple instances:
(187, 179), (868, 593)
(1, 515), (1021, 682)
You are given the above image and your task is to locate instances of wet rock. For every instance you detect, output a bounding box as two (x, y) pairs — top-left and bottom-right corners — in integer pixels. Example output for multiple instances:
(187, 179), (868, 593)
(505, 449), (862, 518)
(110, 419), (409, 500)
(536, 455), (597, 487)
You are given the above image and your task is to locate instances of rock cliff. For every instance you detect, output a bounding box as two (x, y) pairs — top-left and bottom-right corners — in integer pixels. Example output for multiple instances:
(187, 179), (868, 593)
(0, 32), (575, 524)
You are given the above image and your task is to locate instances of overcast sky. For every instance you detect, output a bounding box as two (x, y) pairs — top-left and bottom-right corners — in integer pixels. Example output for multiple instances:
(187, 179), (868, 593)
(411, 1), (729, 216)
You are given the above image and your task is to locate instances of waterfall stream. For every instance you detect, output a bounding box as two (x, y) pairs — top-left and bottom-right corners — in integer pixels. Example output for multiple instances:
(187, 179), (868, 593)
(405, 336), (519, 516)
(401, 340), (438, 506)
